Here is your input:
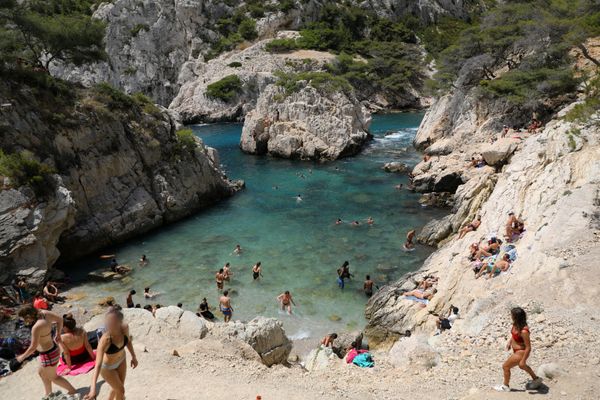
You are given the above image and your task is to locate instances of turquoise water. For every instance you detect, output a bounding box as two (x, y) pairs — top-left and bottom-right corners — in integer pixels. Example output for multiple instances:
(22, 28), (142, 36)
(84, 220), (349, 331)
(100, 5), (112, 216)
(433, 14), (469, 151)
(63, 113), (443, 340)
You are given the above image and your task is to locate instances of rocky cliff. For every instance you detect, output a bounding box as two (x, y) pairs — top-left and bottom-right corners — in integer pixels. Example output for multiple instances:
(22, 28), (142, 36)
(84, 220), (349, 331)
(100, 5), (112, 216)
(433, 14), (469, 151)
(240, 83), (371, 160)
(365, 91), (600, 349)
(0, 81), (238, 284)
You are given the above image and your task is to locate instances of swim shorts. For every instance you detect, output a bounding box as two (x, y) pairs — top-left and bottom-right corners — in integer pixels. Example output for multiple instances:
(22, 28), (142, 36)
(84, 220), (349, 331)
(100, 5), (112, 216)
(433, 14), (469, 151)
(39, 344), (60, 367)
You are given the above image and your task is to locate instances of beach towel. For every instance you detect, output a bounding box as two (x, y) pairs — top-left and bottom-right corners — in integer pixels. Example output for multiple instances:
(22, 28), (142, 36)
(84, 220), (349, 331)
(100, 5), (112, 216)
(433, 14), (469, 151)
(345, 348), (368, 364)
(403, 296), (429, 305)
(352, 352), (374, 368)
(56, 351), (96, 376)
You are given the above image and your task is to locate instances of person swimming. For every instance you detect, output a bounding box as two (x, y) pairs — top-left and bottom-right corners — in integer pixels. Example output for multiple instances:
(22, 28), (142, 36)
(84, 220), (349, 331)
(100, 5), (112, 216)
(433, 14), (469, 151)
(252, 262), (262, 280)
(404, 229), (416, 249)
(143, 287), (161, 299)
(335, 218), (343, 225)
(223, 263), (233, 281)
(296, 194), (303, 202)
(367, 217), (374, 225)
(351, 221), (360, 226)
(232, 244), (242, 255)
(139, 254), (148, 266)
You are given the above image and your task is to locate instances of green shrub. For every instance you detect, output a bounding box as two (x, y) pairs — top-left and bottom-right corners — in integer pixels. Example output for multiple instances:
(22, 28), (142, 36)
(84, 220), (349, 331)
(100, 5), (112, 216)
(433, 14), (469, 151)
(277, 0), (295, 12)
(227, 61), (242, 68)
(0, 150), (55, 197)
(238, 19), (257, 41)
(132, 92), (161, 116)
(265, 38), (298, 53)
(248, 4), (264, 18)
(206, 75), (243, 102)
(564, 76), (600, 124)
(93, 82), (135, 110)
(274, 71), (352, 96)
(176, 129), (197, 153)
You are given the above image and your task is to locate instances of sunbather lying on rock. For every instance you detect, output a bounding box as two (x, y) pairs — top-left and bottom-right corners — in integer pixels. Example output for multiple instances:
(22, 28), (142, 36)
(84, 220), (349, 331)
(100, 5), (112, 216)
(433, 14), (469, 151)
(474, 237), (502, 259)
(458, 216), (482, 239)
(486, 254), (512, 278)
(505, 212), (525, 241)
(417, 276), (438, 290)
(402, 288), (437, 300)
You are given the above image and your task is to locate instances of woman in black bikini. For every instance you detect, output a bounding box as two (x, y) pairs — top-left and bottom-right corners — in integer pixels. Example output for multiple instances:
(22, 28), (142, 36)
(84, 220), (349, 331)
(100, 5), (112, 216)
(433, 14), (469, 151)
(85, 307), (138, 400)
(252, 262), (262, 280)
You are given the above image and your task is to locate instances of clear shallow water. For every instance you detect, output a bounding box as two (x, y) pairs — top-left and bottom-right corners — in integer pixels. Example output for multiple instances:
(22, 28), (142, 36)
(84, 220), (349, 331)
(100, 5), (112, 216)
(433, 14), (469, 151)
(62, 113), (443, 340)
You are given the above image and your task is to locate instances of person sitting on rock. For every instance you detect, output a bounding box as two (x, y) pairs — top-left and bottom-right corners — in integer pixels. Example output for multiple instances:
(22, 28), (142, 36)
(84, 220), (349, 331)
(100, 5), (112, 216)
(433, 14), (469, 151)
(474, 237), (502, 260)
(43, 281), (62, 303)
(505, 212), (525, 241)
(197, 298), (215, 321)
(478, 253), (512, 279)
(109, 259), (130, 275)
(435, 305), (459, 335)
(457, 215), (482, 239)
(321, 333), (338, 348)
(417, 275), (438, 290)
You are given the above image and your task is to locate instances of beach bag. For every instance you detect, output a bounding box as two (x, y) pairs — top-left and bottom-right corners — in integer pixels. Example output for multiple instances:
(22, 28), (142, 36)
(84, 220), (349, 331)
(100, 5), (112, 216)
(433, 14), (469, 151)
(352, 352), (374, 368)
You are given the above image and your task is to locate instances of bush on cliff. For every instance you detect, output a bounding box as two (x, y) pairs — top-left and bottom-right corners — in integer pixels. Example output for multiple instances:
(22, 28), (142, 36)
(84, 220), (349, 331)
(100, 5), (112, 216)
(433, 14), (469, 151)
(176, 129), (197, 154)
(265, 38), (298, 53)
(0, 150), (55, 197)
(206, 75), (243, 102)
(274, 70), (352, 96)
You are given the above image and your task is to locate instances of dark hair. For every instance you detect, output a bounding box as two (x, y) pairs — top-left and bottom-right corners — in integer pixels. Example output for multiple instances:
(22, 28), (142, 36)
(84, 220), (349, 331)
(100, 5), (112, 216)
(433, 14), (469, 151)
(404, 330), (411, 337)
(129, 290), (136, 295)
(330, 333), (338, 339)
(135, 304), (141, 308)
(452, 307), (459, 314)
(143, 305), (152, 311)
(177, 303), (183, 308)
(257, 262), (261, 266)
(366, 275), (370, 280)
(144, 287), (150, 292)
(223, 290), (229, 296)
(350, 341), (357, 349)
(511, 307), (527, 330)
(219, 268), (224, 273)
(285, 291), (290, 295)
(63, 313), (77, 331)
(342, 261), (349, 267)
(202, 297), (207, 302)
(155, 304), (162, 309)
(18, 305), (38, 319)
(34, 291), (43, 298)
(225, 262), (230, 267)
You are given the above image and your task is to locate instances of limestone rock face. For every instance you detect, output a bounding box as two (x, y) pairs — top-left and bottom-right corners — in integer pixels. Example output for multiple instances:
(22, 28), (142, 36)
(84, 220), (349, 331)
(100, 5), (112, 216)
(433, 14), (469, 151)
(304, 346), (337, 371)
(0, 184), (74, 285)
(240, 84), (371, 161)
(366, 107), (600, 348)
(210, 317), (292, 366)
(0, 83), (237, 281)
(481, 138), (518, 166)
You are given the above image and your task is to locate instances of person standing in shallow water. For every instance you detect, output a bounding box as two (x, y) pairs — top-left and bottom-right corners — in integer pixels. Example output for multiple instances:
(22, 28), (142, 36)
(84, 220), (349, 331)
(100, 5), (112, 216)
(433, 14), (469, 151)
(363, 275), (378, 297)
(494, 307), (542, 392)
(277, 291), (296, 315)
(252, 262), (262, 281)
(215, 268), (225, 290)
(337, 261), (352, 290)
(219, 290), (233, 323)
(16, 306), (78, 398)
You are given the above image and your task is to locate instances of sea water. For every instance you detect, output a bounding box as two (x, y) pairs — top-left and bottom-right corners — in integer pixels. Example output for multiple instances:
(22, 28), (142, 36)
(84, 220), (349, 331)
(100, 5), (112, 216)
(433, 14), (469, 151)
(62, 113), (444, 340)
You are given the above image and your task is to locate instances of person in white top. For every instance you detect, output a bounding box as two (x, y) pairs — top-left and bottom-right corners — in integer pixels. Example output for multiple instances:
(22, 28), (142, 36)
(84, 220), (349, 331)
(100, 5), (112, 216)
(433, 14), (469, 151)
(435, 305), (459, 335)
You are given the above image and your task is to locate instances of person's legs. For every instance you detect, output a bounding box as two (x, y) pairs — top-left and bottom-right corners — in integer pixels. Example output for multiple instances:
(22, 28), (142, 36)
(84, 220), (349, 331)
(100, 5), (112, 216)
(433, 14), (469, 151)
(38, 366), (53, 396)
(502, 352), (521, 386)
(40, 365), (76, 395)
(102, 367), (125, 400)
(519, 361), (538, 380)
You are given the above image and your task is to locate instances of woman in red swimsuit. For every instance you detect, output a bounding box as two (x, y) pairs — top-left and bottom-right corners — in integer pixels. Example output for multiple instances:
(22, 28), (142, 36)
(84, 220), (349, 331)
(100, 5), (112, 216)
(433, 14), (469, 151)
(495, 307), (542, 392)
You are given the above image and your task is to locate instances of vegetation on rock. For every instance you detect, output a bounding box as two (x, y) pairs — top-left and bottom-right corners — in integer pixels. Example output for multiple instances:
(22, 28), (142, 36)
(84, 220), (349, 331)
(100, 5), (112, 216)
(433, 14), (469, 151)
(0, 150), (55, 197)
(206, 75), (243, 102)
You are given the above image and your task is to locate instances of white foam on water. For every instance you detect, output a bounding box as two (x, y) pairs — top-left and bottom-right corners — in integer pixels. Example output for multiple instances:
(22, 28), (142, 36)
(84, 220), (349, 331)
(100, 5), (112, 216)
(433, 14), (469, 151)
(289, 328), (312, 340)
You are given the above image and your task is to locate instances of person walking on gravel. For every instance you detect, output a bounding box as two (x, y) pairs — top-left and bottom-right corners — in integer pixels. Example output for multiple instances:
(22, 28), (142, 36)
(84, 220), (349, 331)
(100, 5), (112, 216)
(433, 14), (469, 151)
(494, 307), (542, 392)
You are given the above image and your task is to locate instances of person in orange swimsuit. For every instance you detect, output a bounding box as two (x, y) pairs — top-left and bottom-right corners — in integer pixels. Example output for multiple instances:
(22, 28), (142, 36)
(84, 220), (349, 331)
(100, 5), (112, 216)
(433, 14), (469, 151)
(494, 307), (542, 392)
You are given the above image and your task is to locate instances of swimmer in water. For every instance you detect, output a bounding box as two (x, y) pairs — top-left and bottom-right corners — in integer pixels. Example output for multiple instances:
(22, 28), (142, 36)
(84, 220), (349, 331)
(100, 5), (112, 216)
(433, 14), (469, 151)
(144, 287), (161, 299)
(296, 194), (303, 202)
(367, 217), (374, 225)
(335, 218), (343, 225)
(232, 244), (242, 255)
(139, 254), (148, 266)
(405, 229), (416, 249)
(395, 184), (403, 190)
(364, 275), (378, 297)
(351, 220), (360, 226)
(277, 291), (296, 315)
(252, 262), (262, 280)
(223, 263), (233, 281)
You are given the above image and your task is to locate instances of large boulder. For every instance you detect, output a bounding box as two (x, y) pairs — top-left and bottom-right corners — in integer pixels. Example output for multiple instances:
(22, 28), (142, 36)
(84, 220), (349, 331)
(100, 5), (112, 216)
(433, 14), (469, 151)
(210, 317), (292, 366)
(481, 139), (518, 166)
(240, 84), (371, 161)
(388, 335), (440, 369)
(383, 162), (410, 173)
(304, 346), (337, 371)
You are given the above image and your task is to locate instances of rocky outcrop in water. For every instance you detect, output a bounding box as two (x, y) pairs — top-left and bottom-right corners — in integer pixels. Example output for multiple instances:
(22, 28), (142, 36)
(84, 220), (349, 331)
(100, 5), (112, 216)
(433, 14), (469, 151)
(0, 82), (238, 284)
(240, 84), (371, 161)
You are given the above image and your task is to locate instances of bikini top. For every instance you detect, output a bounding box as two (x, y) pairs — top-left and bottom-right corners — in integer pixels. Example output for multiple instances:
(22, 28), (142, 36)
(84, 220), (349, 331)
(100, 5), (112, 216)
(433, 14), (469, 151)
(511, 326), (529, 344)
(106, 334), (129, 354)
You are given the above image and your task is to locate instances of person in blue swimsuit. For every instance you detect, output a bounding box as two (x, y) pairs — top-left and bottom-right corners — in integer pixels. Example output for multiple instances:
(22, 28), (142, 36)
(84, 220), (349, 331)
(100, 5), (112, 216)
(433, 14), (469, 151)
(219, 290), (233, 323)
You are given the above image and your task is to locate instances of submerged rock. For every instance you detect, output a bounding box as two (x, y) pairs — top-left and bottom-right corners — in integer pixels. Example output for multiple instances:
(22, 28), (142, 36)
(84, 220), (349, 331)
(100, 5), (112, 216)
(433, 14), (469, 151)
(240, 84), (371, 161)
(383, 162), (411, 173)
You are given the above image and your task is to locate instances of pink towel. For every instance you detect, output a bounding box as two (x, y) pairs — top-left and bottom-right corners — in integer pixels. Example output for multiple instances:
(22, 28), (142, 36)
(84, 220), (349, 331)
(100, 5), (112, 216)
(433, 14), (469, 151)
(56, 351), (96, 376)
